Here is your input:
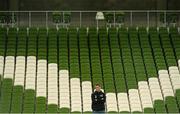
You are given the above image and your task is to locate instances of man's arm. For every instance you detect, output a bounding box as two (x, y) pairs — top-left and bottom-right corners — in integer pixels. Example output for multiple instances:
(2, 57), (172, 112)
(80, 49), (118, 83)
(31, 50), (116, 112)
(91, 93), (95, 102)
(91, 93), (95, 110)
(103, 93), (106, 103)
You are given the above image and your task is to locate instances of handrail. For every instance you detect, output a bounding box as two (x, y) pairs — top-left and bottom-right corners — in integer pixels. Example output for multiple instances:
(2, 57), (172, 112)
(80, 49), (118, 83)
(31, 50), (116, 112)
(0, 10), (180, 13)
(0, 10), (179, 28)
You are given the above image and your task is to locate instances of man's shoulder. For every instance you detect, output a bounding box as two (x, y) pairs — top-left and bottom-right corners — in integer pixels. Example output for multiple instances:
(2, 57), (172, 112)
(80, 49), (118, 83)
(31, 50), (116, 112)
(100, 91), (105, 95)
(91, 92), (95, 95)
(92, 91), (105, 94)
(100, 90), (105, 94)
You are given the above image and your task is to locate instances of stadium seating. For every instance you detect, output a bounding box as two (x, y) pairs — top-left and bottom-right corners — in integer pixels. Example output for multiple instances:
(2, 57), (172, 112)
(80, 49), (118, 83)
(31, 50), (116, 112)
(0, 27), (180, 113)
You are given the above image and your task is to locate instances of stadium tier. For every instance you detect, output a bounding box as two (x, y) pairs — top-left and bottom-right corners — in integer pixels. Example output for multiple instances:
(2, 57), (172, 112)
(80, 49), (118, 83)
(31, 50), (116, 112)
(0, 27), (180, 113)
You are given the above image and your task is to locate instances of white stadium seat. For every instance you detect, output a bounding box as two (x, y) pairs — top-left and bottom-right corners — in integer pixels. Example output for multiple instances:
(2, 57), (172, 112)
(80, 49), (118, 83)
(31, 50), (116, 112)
(148, 78), (163, 101)
(106, 93), (118, 112)
(138, 81), (153, 109)
(70, 78), (82, 112)
(128, 89), (142, 112)
(117, 93), (130, 112)
(59, 70), (70, 109)
(82, 81), (92, 112)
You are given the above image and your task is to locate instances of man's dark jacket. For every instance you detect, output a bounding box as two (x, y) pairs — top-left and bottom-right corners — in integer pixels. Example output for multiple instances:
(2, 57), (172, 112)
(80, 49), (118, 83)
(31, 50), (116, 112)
(91, 90), (106, 111)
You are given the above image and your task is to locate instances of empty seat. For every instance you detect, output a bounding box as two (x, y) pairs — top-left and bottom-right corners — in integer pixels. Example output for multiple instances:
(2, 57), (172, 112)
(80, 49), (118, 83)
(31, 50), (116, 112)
(36, 60), (47, 97)
(48, 63), (58, 105)
(159, 74), (174, 98)
(106, 93), (118, 112)
(148, 78), (163, 101)
(158, 70), (168, 75)
(82, 81), (92, 112)
(170, 74), (180, 91)
(70, 78), (82, 112)
(117, 93), (130, 112)
(4, 56), (15, 78)
(169, 66), (180, 75)
(128, 89), (142, 112)
(138, 81), (153, 109)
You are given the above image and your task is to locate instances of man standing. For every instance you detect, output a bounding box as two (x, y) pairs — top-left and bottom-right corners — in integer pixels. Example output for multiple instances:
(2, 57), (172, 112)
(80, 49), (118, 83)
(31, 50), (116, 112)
(91, 84), (106, 113)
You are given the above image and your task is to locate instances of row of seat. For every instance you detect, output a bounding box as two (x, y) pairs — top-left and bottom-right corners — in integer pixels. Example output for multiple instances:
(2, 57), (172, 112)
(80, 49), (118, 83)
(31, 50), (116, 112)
(0, 27), (180, 113)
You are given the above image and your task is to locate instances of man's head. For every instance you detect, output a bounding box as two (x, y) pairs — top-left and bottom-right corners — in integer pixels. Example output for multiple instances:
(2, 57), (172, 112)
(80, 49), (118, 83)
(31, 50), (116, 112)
(95, 83), (101, 92)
